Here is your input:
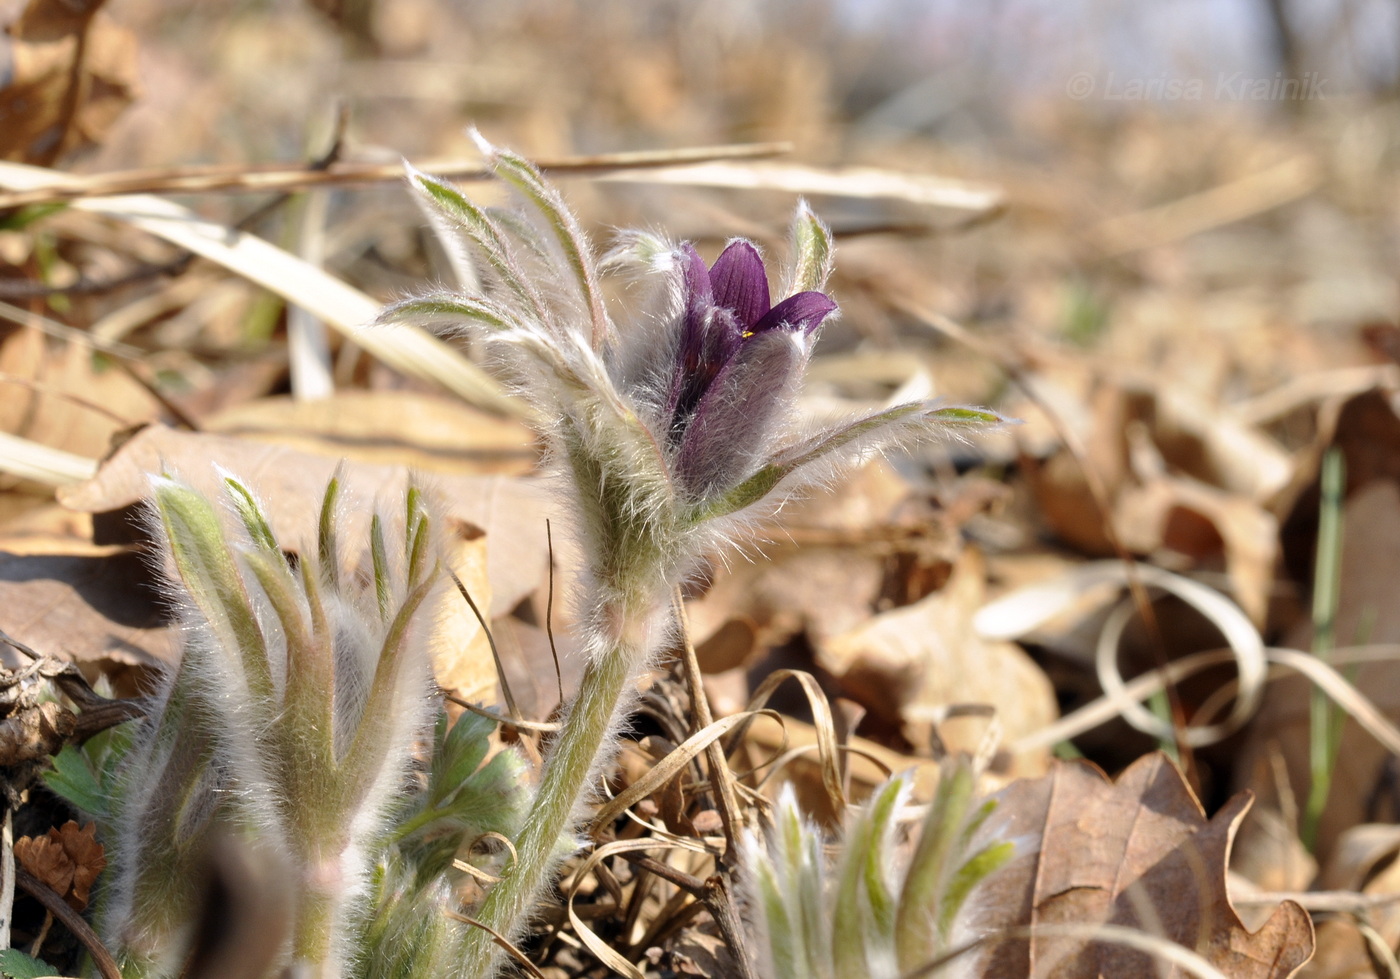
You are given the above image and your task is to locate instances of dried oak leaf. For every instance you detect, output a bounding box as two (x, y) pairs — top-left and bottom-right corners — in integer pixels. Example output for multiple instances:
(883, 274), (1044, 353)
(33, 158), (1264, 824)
(55, 819), (105, 910)
(13, 829), (73, 898)
(958, 752), (1313, 979)
(14, 820), (105, 910)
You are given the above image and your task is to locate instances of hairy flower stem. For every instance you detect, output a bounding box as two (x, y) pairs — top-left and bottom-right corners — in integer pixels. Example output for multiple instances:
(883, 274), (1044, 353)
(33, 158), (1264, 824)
(460, 621), (644, 976)
(293, 886), (336, 977)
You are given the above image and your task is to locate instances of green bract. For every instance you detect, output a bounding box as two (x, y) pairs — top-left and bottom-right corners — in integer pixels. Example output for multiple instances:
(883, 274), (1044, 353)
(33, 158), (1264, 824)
(745, 759), (1014, 979)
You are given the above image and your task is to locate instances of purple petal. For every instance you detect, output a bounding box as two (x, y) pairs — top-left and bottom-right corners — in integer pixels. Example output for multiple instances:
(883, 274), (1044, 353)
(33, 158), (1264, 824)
(680, 243), (712, 308)
(751, 290), (837, 335)
(675, 329), (805, 498)
(666, 307), (745, 437)
(709, 241), (772, 331)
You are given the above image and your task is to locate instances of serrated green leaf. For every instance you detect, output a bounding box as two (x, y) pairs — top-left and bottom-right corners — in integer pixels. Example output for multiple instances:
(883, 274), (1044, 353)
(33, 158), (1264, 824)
(0, 948), (57, 978)
(43, 744), (108, 819)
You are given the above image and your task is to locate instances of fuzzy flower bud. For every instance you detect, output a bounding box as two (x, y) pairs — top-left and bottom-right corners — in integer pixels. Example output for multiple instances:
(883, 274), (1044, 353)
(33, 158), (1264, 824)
(103, 474), (447, 978)
(743, 759), (1013, 979)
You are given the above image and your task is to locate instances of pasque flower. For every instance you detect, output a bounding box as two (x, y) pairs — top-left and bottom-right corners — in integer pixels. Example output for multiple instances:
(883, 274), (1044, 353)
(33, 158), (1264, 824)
(664, 241), (836, 499)
(380, 131), (1003, 976)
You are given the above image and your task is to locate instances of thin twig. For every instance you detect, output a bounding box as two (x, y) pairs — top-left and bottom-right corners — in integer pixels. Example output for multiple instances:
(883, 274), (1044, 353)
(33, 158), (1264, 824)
(0, 142), (794, 211)
(449, 569), (521, 722)
(15, 866), (121, 979)
(671, 588), (746, 859)
(0, 629), (147, 740)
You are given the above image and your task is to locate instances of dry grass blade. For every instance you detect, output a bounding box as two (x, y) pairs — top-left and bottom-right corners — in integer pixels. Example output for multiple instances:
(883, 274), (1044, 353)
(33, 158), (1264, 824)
(1091, 155), (1321, 256)
(673, 587), (746, 855)
(0, 431), (98, 485)
(588, 712), (764, 834)
(977, 561), (1266, 747)
(0, 161), (521, 417)
(737, 669), (848, 815)
(1263, 647), (1400, 756)
(1010, 645), (1400, 759)
(598, 160), (1003, 213)
(1230, 365), (1400, 427)
(1356, 920), (1400, 979)
(563, 838), (709, 979)
(442, 911), (548, 979)
(0, 143), (793, 210)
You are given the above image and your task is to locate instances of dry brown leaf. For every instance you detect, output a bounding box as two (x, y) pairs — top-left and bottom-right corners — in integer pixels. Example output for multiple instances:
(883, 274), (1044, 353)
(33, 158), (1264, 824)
(14, 820), (106, 910)
(57, 423), (562, 617)
(0, 0), (139, 163)
(486, 616), (584, 722)
(0, 549), (176, 671)
(958, 752), (1313, 979)
(686, 546), (886, 653)
(683, 461), (932, 658)
(14, 830), (74, 898)
(200, 391), (537, 476)
(54, 819), (105, 910)
(1020, 375), (1285, 624)
(817, 547), (1056, 777)
(1302, 825), (1400, 979)
(1230, 806), (1316, 896)
(431, 519), (496, 706)
(0, 327), (163, 461)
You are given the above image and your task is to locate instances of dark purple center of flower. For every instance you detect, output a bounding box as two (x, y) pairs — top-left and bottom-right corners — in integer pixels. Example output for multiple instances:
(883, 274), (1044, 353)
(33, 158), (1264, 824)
(667, 241), (836, 443)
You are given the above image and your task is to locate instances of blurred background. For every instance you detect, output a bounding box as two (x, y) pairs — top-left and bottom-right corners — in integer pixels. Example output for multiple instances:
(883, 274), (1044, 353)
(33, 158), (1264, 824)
(4, 4), (1400, 971)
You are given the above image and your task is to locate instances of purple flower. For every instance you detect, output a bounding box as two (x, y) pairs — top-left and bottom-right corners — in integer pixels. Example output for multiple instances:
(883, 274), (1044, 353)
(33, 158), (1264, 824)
(666, 241), (837, 498)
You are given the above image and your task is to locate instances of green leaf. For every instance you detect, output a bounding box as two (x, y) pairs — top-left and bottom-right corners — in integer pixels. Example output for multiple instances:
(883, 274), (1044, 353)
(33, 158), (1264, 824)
(318, 473), (342, 591)
(222, 474), (278, 553)
(937, 840), (1014, 942)
(0, 202), (67, 232)
(406, 164), (549, 320)
(154, 477), (272, 702)
(377, 293), (518, 334)
(371, 512), (391, 621)
(925, 406), (1008, 427)
(43, 744), (107, 819)
(0, 948), (57, 978)
(42, 720), (137, 822)
(472, 131), (610, 346)
(433, 711), (494, 804)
